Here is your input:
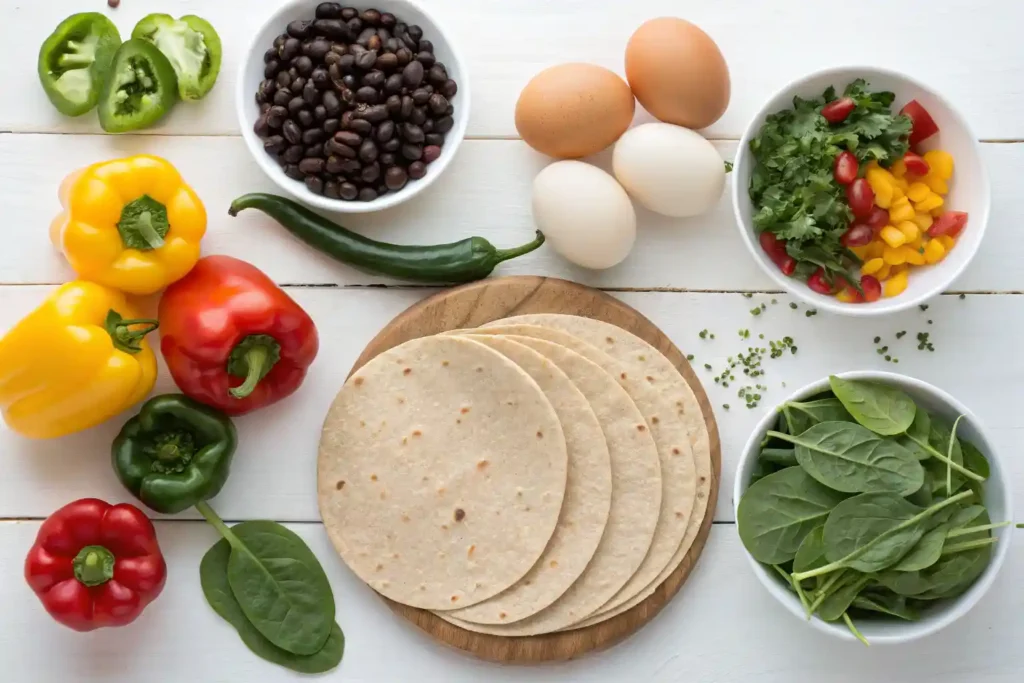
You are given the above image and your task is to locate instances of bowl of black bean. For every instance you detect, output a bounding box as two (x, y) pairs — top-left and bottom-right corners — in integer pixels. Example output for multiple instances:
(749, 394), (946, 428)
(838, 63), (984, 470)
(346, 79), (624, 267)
(239, 1), (469, 211)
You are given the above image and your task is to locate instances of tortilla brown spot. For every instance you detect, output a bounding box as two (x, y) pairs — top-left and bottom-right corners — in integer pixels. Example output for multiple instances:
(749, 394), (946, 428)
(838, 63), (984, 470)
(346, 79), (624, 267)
(380, 491), (387, 500)
(370, 474), (378, 481)
(700, 476), (707, 483)
(467, 545), (475, 557)
(651, 416), (660, 424)
(336, 480), (346, 490)
(620, 372), (627, 380)
(549, 560), (558, 568)
(605, 337), (614, 344)
(442, 360), (449, 366)
(454, 508), (466, 522)
(676, 511), (684, 518)
(646, 375), (654, 382)
(477, 459), (489, 470)
(451, 595), (459, 603)
(412, 429), (422, 437)
(460, 406), (470, 414)
(672, 447), (681, 455)
(637, 424), (646, 432)
(376, 563), (384, 571)
(438, 487), (446, 496)
(403, 368), (412, 375)
(441, 524), (449, 530)
(354, 377), (364, 386)
(499, 612), (507, 619)
(401, 513), (410, 522)
(639, 355), (646, 361)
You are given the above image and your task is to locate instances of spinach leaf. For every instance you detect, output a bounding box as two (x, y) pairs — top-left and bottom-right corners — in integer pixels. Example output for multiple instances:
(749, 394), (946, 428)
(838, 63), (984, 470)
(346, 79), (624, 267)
(749, 458), (779, 485)
(227, 521), (336, 656)
(793, 526), (827, 574)
(915, 510), (992, 600)
(852, 591), (919, 621)
(738, 466), (847, 564)
(818, 574), (871, 622)
(769, 421), (923, 496)
(200, 539), (344, 674)
(783, 398), (852, 433)
(900, 409), (932, 461)
(829, 376), (916, 436)
(761, 447), (798, 467)
(875, 569), (934, 596)
(906, 470), (933, 507)
(891, 523), (948, 572)
(961, 440), (991, 480)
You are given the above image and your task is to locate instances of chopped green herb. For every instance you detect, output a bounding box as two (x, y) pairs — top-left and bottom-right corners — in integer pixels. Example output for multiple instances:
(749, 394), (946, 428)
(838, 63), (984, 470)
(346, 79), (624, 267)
(686, 354), (694, 361)
(789, 302), (799, 310)
(806, 309), (818, 317)
(704, 363), (712, 371)
(723, 404), (731, 410)
(873, 336), (881, 344)
(916, 332), (935, 352)
(699, 329), (708, 339)
(959, 293), (966, 300)
(896, 331), (906, 339)
(751, 308), (762, 316)
(742, 293), (753, 298)
(927, 319), (933, 325)
(885, 355), (892, 361)
(771, 299), (778, 305)
(919, 304), (929, 311)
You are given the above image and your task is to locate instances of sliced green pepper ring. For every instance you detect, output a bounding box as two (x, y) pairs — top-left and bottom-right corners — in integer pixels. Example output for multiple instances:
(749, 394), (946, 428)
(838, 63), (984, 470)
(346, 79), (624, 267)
(98, 39), (179, 134)
(133, 14), (222, 101)
(38, 12), (121, 117)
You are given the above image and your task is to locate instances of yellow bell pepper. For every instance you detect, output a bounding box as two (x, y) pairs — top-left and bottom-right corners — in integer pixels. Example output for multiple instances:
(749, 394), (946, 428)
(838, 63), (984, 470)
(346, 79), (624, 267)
(50, 155), (206, 295)
(0, 281), (157, 439)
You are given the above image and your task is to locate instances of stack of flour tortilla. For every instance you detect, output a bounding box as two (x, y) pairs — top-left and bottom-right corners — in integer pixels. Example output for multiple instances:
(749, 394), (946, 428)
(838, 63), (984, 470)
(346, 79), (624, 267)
(318, 314), (712, 636)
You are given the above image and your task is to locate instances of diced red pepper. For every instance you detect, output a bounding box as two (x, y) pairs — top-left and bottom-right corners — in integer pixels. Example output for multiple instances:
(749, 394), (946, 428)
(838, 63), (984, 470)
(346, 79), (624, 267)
(807, 268), (834, 294)
(904, 152), (930, 177)
(900, 100), (940, 146)
(928, 211), (969, 238)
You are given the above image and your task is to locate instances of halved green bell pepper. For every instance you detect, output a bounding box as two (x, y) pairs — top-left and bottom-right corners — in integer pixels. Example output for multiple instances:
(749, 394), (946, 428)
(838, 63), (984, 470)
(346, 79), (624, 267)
(38, 13), (121, 116)
(98, 39), (179, 133)
(112, 394), (237, 515)
(132, 14), (222, 101)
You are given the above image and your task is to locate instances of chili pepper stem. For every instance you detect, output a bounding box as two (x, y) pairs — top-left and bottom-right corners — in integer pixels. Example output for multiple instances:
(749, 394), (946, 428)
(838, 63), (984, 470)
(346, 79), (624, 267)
(73, 545), (115, 587)
(195, 501), (246, 552)
(493, 231), (545, 263)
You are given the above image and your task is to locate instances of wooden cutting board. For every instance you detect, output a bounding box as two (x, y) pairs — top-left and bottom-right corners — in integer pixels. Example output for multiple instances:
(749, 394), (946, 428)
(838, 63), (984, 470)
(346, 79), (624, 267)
(345, 276), (721, 662)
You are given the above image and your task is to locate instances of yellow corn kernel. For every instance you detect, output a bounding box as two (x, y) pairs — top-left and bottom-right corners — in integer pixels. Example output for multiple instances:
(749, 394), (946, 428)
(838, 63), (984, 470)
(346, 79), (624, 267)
(891, 184), (905, 201)
(884, 270), (909, 298)
(938, 235), (956, 251)
(923, 150), (954, 179)
(915, 194), (945, 213)
(889, 203), (916, 223)
(891, 159), (907, 178)
(880, 226), (907, 248)
(875, 264), (892, 281)
(904, 246), (926, 266)
(871, 180), (894, 209)
(889, 263), (908, 276)
(849, 245), (871, 260)
(864, 160), (882, 174)
(906, 234), (925, 251)
(906, 182), (932, 203)
(897, 221), (920, 242)
(836, 288), (860, 303)
(883, 245), (907, 265)
(861, 258), (885, 275)
(912, 212), (934, 231)
(865, 240), (886, 259)
(894, 176), (909, 192)
(866, 167), (895, 186)
(931, 207), (945, 218)
(923, 174), (949, 195)
(924, 239), (946, 264)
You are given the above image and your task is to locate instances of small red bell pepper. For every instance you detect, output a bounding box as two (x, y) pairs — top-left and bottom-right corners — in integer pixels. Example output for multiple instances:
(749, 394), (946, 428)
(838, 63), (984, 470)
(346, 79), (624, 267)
(25, 498), (167, 632)
(158, 255), (319, 415)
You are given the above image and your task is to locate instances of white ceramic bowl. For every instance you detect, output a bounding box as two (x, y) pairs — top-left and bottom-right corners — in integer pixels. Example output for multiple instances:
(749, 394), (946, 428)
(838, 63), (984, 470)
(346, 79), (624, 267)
(237, 0), (470, 213)
(732, 67), (990, 316)
(734, 371), (1012, 645)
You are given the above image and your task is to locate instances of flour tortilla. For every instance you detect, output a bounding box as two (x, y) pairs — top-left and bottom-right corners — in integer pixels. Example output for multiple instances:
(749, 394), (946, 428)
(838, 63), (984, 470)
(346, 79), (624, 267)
(493, 315), (712, 627)
(317, 335), (568, 611)
(475, 322), (697, 622)
(441, 336), (612, 624)
(438, 336), (661, 636)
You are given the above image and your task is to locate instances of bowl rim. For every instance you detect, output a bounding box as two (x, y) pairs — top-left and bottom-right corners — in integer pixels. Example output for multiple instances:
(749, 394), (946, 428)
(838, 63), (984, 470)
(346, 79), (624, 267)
(235, 0), (472, 214)
(733, 369), (1014, 645)
(730, 65), (991, 317)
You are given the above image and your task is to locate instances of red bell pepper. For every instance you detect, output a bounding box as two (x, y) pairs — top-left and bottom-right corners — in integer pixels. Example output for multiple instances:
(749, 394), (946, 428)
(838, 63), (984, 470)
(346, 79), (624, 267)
(25, 498), (166, 632)
(158, 255), (319, 415)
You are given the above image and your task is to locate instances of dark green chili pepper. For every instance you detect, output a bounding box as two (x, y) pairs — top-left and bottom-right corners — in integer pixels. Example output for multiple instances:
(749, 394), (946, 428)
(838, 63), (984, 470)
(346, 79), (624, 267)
(228, 193), (546, 284)
(38, 13), (122, 116)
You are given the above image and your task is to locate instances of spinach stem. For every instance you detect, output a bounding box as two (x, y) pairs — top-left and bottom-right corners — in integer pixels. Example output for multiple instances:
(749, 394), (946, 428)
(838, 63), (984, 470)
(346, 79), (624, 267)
(947, 521), (1011, 539)
(792, 490), (974, 582)
(904, 432), (985, 482)
(771, 564), (812, 614)
(946, 415), (965, 497)
(195, 501), (246, 551)
(806, 570), (848, 617)
(843, 612), (870, 647)
(940, 537), (998, 557)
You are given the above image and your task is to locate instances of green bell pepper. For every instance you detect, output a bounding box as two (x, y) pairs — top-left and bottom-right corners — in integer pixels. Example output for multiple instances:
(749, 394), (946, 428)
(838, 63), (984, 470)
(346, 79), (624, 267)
(132, 14), (222, 101)
(112, 394), (237, 514)
(38, 13), (121, 116)
(98, 39), (179, 133)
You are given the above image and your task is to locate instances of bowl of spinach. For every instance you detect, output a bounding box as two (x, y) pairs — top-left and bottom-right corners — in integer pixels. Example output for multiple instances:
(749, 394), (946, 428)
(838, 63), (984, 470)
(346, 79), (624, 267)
(734, 371), (1012, 645)
(731, 66), (990, 316)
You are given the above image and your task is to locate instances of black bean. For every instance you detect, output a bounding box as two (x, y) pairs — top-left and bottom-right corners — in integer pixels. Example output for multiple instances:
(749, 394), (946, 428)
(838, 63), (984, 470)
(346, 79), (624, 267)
(287, 96), (305, 115)
(260, 102), (272, 114)
(384, 74), (404, 94)
(402, 61), (425, 88)
(282, 38), (301, 61)
(356, 86), (378, 104)
(297, 110), (314, 128)
(434, 116), (454, 134)
(401, 32), (419, 51)
(358, 188), (379, 202)
(385, 94), (403, 116)
(350, 118), (373, 135)
(257, 79), (275, 103)
(339, 159), (362, 175)
(444, 103), (454, 116)
(299, 157), (326, 175)
(324, 118), (340, 135)
(273, 89), (292, 107)
(423, 145), (442, 164)
(288, 66), (300, 79)
(396, 47), (413, 66)
(441, 79), (458, 100)
(378, 28), (392, 43)
(274, 33), (288, 49)
(324, 51), (342, 68)
(385, 166), (409, 191)
(292, 76), (307, 92)
(341, 7), (359, 20)
(284, 164), (304, 180)
(276, 71), (292, 89)
(422, 119), (434, 133)
(428, 64), (448, 85)
(303, 82), (320, 105)
(376, 120), (396, 142)
(254, 113), (271, 137)
(400, 122), (425, 143)
(425, 133), (445, 146)
(324, 181), (341, 199)
(402, 144), (423, 161)
(361, 9), (382, 24)
(264, 60), (281, 79)
(357, 104), (389, 122)
(380, 12), (397, 27)
(423, 84), (434, 94)
(347, 17), (363, 33)
(316, 2), (343, 19)
(308, 39), (331, 61)
(289, 19), (313, 39)
(322, 90), (342, 116)
(335, 131), (362, 147)
(382, 137), (401, 152)
(355, 50), (378, 70)
(264, 47), (279, 64)
(411, 88), (430, 105)
(305, 176), (325, 195)
(417, 51), (436, 68)
(358, 139), (379, 163)
(263, 134), (286, 154)
(340, 111), (355, 130)
(408, 107), (427, 126)
(400, 95), (414, 119)
(349, 43), (366, 57)
(384, 37), (399, 53)
(361, 163), (381, 184)
(282, 144), (304, 163)
(325, 156), (347, 174)
(305, 143), (326, 158)
(303, 128), (325, 145)
(314, 105), (327, 122)
(294, 56), (314, 77)
(357, 27), (377, 47)
(376, 53), (400, 73)
(342, 74), (358, 89)
(367, 35), (382, 52)
(339, 182), (359, 200)
(408, 161), (427, 180)
(379, 152), (397, 166)
(326, 139), (356, 158)
(283, 120), (303, 145)
(428, 93), (449, 115)
(316, 70), (334, 92)
(363, 70), (386, 88)
(267, 105), (288, 128)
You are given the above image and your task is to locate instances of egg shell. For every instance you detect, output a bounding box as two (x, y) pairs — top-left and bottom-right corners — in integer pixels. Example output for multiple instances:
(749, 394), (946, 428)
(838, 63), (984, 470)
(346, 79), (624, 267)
(515, 63), (636, 159)
(532, 161), (637, 270)
(613, 123), (726, 218)
(625, 17), (730, 130)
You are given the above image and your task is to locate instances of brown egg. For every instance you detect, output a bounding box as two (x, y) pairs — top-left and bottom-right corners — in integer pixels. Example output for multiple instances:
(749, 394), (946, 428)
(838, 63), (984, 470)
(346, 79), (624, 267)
(625, 17), (730, 129)
(515, 63), (635, 159)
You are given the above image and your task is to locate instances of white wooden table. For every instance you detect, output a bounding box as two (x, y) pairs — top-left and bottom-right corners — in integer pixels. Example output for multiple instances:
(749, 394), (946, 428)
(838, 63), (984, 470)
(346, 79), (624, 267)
(2, 1), (1022, 681)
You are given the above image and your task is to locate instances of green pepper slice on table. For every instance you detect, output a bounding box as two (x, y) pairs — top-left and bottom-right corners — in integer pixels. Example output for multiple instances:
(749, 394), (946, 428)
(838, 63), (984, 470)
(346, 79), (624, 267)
(112, 394), (237, 514)
(38, 13), (121, 116)
(99, 39), (179, 133)
(133, 14), (222, 101)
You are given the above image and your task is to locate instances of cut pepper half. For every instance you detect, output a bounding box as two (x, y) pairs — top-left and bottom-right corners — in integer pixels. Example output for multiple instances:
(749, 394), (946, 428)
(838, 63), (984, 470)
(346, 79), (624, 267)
(38, 13), (122, 116)
(132, 14), (222, 101)
(98, 39), (179, 133)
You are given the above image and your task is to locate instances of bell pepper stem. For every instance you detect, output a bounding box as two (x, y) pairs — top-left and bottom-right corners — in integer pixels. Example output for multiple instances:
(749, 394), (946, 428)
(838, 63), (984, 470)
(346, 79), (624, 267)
(136, 211), (165, 249)
(117, 195), (170, 251)
(195, 501), (246, 552)
(73, 545), (115, 587)
(227, 334), (281, 400)
(230, 346), (268, 399)
(105, 310), (159, 355)
(492, 231), (545, 264)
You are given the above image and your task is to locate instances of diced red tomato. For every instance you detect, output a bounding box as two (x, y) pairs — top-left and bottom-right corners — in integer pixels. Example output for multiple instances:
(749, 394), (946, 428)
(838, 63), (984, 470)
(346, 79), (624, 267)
(865, 207), (890, 231)
(904, 152), (930, 176)
(928, 211), (969, 238)
(833, 151), (858, 185)
(846, 178), (875, 218)
(807, 268), (834, 294)
(759, 232), (796, 276)
(860, 276), (882, 302)
(822, 98), (856, 124)
(841, 224), (873, 247)
(900, 100), (940, 146)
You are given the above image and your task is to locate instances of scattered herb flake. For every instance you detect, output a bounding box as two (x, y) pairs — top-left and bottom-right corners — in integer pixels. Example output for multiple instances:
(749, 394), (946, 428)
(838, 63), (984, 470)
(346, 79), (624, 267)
(789, 302), (799, 310)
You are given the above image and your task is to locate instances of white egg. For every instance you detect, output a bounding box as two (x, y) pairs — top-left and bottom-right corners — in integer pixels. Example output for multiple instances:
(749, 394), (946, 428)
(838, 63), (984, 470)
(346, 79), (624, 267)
(612, 122), (725, 218)
(532, 161), (637, 270)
